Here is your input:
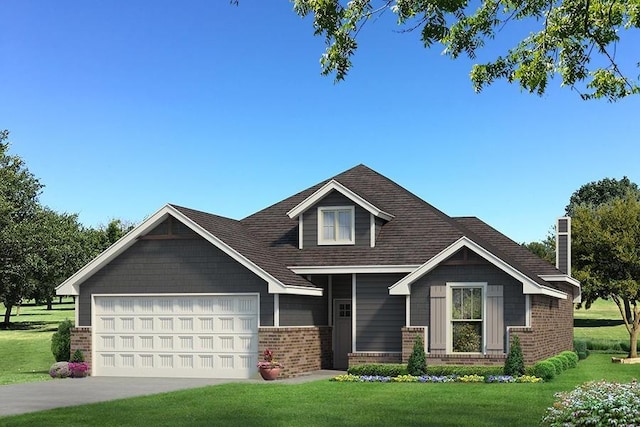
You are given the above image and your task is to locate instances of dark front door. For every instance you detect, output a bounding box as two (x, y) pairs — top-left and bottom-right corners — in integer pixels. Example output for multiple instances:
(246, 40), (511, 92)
(333, 299), (352, 370)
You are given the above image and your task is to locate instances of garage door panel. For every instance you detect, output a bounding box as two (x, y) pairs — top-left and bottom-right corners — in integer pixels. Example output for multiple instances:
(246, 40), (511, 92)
(93, 295), (259, 378)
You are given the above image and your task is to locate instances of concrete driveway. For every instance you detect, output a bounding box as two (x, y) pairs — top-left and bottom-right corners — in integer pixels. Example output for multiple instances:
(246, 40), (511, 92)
(0, 370), (342, 417)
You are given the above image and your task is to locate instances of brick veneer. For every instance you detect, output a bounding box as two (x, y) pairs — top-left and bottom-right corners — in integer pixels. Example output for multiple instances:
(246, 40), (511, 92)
(70, 327), (92, 375)
(402, 326), (426, 362)
(348, 352), (402, 366)
(258, 326), (332, 378)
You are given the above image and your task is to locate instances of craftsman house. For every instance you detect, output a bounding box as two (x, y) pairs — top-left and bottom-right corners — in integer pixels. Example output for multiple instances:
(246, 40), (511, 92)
(56, 165), (580, 378)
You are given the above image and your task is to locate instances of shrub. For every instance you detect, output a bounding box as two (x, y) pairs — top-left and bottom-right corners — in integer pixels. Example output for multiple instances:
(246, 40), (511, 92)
(541, 381), (640, 426)
(504, 335), (525, 376)
(348, 364), (408, 377)
(49, 362), (71, 379)
(68, 362), (89, 378)
(555, 355), (570, 371)
(548, 357), (565, 374)
(574, 339), (589, 360)
(560, 351), (579, 368)
(51, 319), (73, 362)
(532, 360), (556, 381)
(426, 366), (503, 377)
(70, 349), (85, 363)
(407, 335), (427, 376)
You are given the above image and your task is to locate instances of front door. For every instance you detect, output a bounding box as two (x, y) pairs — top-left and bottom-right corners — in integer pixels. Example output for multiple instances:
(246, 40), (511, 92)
(333, 299), (352, 370)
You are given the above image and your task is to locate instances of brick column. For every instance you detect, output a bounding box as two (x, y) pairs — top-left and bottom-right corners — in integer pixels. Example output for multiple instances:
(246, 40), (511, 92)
(70, 327), (92, 374)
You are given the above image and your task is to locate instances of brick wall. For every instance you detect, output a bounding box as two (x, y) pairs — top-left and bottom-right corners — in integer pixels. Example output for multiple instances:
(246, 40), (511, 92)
(425, 354), (506, 366)
(70, 327), (92, 374)
(348, 352), (402, 366)
(402, 326), (426, 362)
(258, 326), (332, 378)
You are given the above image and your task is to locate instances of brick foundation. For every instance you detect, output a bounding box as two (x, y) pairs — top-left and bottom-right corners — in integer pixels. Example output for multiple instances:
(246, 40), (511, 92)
(258, 326), (332, 378)
(348, 353), (402, 366)
(70, 327), (92, 375)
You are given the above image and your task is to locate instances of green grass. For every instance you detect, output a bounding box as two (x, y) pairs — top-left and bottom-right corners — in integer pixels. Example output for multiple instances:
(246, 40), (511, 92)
(0, 300), (75, 385)
(0, 353), (638, 427)
(574, 298), (628, 342)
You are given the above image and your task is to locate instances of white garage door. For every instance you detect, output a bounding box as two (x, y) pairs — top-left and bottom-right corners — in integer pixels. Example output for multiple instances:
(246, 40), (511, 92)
(92, 294), (259, 378)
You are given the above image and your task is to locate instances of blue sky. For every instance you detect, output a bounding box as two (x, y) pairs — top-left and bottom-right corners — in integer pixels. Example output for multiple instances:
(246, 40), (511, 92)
(1, 1), (638, 244)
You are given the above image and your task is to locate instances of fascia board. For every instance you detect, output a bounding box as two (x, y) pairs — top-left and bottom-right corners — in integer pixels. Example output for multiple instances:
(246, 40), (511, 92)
(286, 180), (394, 221)
(389, 236), (568, 300)
(288, 265), (420, 275)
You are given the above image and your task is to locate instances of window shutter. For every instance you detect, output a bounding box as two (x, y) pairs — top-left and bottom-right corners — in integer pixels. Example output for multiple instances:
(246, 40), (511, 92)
(485, 285), (504, 354)
(429, 285), (447, 353)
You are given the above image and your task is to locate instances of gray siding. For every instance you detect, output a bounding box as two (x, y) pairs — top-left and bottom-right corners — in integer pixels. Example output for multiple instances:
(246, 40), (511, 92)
(280, 288), (328, 326)
(78, 237), (274, 327)
(355, 273), (405, 352)
(558, 234), (569, 273)
(410, 264), (526, 352)
(301, 191), (371, 248)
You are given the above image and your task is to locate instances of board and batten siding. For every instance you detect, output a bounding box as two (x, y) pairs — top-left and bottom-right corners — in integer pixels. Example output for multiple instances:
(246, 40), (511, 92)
(411, 264), (526, 353)
(78, 236), (274, 327)
(301, 191), (371, 248)
(355, 273), (405, 352)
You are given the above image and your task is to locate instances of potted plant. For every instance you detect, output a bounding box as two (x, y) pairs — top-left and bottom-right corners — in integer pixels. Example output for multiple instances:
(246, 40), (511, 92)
(257, 349), (283, 380)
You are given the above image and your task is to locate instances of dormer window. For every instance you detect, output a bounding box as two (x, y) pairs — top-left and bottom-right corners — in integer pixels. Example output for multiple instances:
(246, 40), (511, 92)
(318, 206), (354, 245)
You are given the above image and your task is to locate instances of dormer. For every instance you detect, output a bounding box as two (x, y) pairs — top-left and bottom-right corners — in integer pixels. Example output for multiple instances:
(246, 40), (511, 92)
(286, 180), (394, 249)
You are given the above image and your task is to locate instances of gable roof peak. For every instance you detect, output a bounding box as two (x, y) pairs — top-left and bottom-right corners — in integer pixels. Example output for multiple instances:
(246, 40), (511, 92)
(286, 177), (395, 221)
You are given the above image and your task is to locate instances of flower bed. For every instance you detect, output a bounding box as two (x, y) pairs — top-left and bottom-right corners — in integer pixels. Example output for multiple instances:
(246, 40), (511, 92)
(331, 374), (542, 383)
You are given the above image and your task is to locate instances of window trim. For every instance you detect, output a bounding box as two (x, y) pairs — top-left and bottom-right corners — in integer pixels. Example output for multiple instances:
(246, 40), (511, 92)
(446, 282), (487, 354)
(317, 206), (355, 245)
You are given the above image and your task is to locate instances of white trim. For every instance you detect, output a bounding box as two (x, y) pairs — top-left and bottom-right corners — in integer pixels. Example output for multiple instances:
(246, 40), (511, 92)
(370, 213), (375, 248)
(446, 282), (487, 354)
(352, 273), (357, 353)
(405, 295), (410, 326)
(317, 206), (355, 245)
(298, 213), (304, 249)
(56, 204), (322, 297)
(286, 179), (394, 221)
(75, 296), (80, 326)
(539, 275), (580, 287)
(288, 265), (420, 275)
(525, 295), (531, 327)
(388, 236), (568, 300)
(274, 293), (280, 327)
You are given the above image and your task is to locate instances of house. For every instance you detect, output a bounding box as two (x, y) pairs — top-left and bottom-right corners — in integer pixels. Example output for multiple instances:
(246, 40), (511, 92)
(56, 165), (580, 378)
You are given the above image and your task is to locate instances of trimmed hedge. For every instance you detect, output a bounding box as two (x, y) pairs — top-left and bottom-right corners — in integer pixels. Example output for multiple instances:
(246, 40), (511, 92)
(532, 360), (556, 381)
(426, 366), (504, 377)
(348, 364), (408, 377)
(560, 351), (579, 368)
(348, 364), (504, 377)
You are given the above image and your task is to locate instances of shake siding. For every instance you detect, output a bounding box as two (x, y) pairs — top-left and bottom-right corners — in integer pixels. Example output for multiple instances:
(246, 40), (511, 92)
(301, 191), (371, 247)
(78, 237), (274, 327)
(355, 274), (405, 352)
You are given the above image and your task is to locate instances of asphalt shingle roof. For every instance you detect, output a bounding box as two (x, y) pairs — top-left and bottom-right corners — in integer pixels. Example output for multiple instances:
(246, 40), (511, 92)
(172, 164), (565, 288)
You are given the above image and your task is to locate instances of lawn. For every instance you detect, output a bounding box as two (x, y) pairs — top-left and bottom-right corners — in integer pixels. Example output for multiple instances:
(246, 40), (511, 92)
(0, 300), (75, 385)
(0, 353), (638, 427)
(574, 298), (628, 342)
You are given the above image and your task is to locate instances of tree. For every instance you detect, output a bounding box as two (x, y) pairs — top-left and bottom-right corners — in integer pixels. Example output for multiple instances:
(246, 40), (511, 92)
(566, 177), (640, 216)
(524, 233), (555, 264)
(0, 131), (43, 326)
(573, 194), (640, 357)
(290, 0), (640, 101)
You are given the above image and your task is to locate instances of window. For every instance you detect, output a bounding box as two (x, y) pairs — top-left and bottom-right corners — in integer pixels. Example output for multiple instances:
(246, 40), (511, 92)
(450, 285), (484, 353)
(318, 206), (355, 245)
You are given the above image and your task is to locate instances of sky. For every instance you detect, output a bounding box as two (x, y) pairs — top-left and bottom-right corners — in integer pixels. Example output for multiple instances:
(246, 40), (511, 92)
(1, 1), (638, 244)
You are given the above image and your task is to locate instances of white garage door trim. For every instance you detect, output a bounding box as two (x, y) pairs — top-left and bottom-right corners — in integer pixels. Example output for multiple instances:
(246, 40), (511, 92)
(92, 293), (259, 379)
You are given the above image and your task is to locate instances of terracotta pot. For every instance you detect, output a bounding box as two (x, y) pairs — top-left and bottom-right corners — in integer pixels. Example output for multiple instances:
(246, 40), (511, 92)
(259, 366), (282, 381)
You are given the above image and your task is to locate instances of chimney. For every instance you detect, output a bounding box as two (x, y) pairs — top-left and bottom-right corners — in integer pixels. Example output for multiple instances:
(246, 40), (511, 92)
(556, 217), (571, 275)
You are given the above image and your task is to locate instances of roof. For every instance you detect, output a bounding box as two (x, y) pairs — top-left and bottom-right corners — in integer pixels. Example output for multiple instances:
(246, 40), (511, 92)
(57, 164), (577, 299)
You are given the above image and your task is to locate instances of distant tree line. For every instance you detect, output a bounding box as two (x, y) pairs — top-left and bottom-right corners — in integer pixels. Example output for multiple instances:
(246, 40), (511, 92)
(0, 130), (133, 327)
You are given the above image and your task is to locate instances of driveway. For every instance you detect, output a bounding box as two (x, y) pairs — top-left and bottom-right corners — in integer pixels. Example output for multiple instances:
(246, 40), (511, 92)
(0, 370), (342, 417)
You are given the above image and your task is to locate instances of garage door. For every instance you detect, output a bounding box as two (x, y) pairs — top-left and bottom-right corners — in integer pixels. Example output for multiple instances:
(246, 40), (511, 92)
(93, 294), (259, 378)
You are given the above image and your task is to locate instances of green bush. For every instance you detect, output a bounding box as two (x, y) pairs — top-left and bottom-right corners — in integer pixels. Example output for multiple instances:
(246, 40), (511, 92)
(532, 360), (556, 381)
(51, 319), (73, 362)
(426, 366), (503, 377)
(70, 349), (85, 363)
(504, 335), (525, 376)
(560, 351), (579, 368)
(348, 364), (408, 377)
(407, 335), (427, 376)
(574, 339), (589, 360)
(548, 356), (565, 373)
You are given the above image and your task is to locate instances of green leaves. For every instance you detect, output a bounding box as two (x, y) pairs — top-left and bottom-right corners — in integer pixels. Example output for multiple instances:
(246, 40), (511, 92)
(292, 0), (640, 100)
